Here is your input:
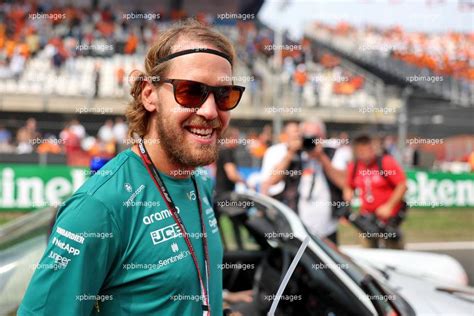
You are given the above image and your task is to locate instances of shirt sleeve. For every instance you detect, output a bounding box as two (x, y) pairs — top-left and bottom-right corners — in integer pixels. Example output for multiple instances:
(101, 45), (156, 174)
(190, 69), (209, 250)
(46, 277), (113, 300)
(260, 144), (286, 181)
(221, 148), (235, 166)
(18, 193), (121, 316)
(383, 155), (406, 186)
(331, 146), (352, 171)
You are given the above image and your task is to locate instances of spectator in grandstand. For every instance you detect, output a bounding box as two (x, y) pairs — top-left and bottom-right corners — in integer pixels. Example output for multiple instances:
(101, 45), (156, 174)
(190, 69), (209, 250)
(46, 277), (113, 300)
(52, 45), (65, 74)
(94, 62), (101, 98)
(260, 121), (303, 212)
(343, 135), (408, 249)
(69, 119), (86, 140)
(16, 128), (33, 154)
(0, 124), (13, 153)
(15, 118), (40, 154)
(0, 124), (12, 144)
(283, 56), (296, 87)
(116, 63), (125, 90)
(113, 116), (128, 152)
(246, 126), (271, 168)
(25, 29), (40, 57)
(469, 150), (474, 172)
(297, 119), (350, 244)
(59, 121), (82, 158)
(36, 134), (62, 155)
(98, 119), (114, 143)
(249, 68), (263, 105)
(294, 63), (308, 106)
(403, 142), (420, 168)
(10, 48), (26, 80)
(215, 126), (246, 200)
(383, 135), (401, 163)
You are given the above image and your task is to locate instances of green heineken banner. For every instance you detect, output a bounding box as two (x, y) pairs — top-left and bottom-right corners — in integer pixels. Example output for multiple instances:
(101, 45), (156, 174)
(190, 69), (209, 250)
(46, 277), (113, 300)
(406, 170), (474, 208)
(0, 164), (88, 211)
(0, 165), (473, 211)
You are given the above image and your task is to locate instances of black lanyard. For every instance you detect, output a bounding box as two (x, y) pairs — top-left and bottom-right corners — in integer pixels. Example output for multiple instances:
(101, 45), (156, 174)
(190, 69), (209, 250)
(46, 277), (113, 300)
(137, 140), (211, 315)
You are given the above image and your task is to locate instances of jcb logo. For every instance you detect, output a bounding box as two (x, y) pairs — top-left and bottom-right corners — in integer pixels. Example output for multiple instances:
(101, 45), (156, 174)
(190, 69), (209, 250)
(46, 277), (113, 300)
(150, 223), (182, 245)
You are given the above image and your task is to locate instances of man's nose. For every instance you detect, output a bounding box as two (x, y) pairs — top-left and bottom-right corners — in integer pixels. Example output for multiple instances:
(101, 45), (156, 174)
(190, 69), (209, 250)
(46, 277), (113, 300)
(195, 93), (218, 120)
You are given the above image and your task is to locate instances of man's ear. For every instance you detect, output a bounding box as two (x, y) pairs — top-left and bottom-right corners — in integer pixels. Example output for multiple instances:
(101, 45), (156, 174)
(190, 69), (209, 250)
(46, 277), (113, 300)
(141, 81), (158, 112)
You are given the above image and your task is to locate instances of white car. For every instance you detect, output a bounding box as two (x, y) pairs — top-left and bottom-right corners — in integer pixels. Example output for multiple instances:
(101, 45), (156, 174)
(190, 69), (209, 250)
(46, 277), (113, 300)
(216, 191), (474, 315)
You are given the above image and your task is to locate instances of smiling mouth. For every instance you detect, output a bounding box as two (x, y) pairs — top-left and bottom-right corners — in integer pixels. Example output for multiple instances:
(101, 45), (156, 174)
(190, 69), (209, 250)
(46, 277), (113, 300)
(184, 126), (215, 140)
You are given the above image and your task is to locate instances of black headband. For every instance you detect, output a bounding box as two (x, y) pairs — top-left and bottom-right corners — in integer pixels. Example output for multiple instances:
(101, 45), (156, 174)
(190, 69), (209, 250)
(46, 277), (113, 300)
(155, 48), (232, 65)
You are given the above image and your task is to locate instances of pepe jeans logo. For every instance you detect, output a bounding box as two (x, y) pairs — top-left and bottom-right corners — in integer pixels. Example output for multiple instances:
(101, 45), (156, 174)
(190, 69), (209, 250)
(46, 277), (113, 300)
(150, 223), (182, 245)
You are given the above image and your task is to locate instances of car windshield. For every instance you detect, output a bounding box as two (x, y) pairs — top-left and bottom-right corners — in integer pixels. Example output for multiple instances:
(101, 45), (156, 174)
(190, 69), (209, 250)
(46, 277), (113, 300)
(310, 229), (368, 283)
(265, 198), (413, 315)
(248, 193), (370, 285)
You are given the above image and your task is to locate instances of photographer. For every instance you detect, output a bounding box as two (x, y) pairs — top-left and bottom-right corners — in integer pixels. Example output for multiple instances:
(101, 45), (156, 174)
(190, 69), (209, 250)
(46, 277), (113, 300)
(343, 135), (408, 249)
(297, 120), (350, 244)
(215, 126), (246, 198)
(261, 119), (350, 244)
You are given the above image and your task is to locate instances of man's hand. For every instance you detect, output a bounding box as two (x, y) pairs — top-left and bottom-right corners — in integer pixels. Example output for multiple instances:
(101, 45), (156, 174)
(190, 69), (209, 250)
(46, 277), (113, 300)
(309, 144), (324, 161)
(376, 203), (393, 220)
(224, 290), (254, 304)
(343, 187), (353, 202)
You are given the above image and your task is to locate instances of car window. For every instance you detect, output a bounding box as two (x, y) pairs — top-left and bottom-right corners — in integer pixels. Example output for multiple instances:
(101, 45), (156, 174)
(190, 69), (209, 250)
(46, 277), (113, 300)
(218, 214), (261, 251)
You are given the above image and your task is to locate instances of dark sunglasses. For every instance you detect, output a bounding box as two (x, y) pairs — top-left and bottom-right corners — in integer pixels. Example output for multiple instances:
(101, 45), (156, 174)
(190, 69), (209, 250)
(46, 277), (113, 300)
(160, 79), (245, 111)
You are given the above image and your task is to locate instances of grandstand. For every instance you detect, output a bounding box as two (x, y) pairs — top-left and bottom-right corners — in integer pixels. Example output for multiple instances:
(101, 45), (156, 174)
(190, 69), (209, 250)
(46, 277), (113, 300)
(0, 0), (472, 165)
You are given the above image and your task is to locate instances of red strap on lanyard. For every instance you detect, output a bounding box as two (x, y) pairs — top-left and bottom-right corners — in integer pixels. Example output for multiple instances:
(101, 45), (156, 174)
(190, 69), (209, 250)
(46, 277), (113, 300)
(137, 141), (211, 315)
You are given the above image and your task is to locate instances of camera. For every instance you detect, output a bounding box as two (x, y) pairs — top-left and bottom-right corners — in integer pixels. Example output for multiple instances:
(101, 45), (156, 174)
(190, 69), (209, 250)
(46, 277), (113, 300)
(302, 136), (316, 151)
(340, 206), (402, 239)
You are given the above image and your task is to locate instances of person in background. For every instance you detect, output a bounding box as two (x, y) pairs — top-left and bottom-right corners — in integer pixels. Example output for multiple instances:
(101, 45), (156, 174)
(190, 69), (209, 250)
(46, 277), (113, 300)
(0, 124), (13, 153)
(116, 64), (125, 93)
(69, 119), (86, 140)
(37, 134), (62, 154)
(260, 121), (303, 213)
(469, 150), (474, 172)
(297, 119), (350, 244)
(294, 63), (308, 107)
(98, 119), (114, 143)
(16, 126), (33, 154)
(343, 135), (408, 249)
(93, 62), (101, 98)
(383, 135), (401, 163)
(113, 116), (128, 152)
(97, 119), (115, 155)
(16, 118), (40, 154)
(60, 121), (81, 158)
(215, 126), (245, 199)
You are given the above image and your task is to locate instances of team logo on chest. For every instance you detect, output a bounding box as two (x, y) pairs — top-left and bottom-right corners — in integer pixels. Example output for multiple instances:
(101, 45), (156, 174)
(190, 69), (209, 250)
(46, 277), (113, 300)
(150, 223), (182, 245)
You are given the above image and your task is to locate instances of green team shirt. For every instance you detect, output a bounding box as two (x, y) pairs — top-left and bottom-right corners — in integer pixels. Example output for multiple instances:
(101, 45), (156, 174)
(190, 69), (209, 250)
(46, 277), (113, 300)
(18, 149), (223, 316)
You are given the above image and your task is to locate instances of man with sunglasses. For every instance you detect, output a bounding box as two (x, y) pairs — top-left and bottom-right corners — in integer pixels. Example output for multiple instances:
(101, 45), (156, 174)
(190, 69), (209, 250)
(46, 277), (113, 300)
(19, 21), (244, 316)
